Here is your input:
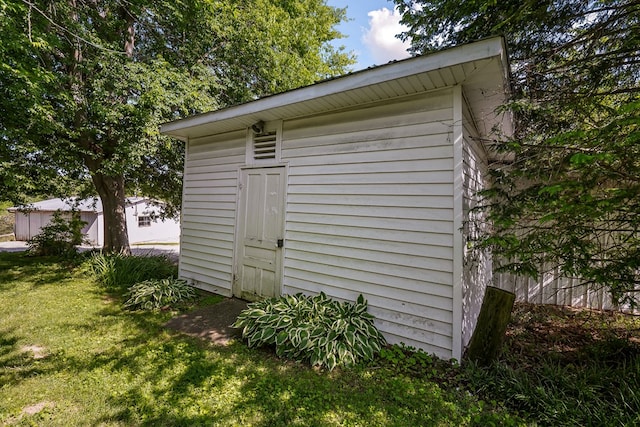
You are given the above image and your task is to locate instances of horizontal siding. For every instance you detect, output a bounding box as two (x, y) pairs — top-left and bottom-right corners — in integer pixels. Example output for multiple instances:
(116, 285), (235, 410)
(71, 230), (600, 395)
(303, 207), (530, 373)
(180, 131), (244, 293)
(281, 89), (456, 355)
(287, 213), (453, 248)
(288, 145), (452, 167)
(287, 212), (453, 234)
(284, 122), (452, 155)
(289, 170), (453, 185)
(284, 271), (452, 314)
(288, 193), (453, 209)
(290, 159), (453, 175)
(286, 230), (453, 260)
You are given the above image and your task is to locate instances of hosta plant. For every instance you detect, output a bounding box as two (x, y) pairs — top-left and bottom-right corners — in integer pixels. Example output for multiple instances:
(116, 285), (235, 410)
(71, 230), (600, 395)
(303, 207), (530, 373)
(123, 278), (197, 310)
(232, 292), (386, 370)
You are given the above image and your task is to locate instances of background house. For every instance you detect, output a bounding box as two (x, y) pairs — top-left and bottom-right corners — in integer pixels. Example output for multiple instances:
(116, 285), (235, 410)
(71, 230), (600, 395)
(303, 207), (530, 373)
(9, 197), (180, 246)
(161, 37), (512, 359)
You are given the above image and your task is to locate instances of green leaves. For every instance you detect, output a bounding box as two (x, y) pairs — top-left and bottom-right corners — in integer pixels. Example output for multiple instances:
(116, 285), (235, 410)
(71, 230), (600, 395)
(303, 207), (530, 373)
(1, 0), (353, 233)
(396, 0), (640, 305)
(232, 292), (386, 370)
(86, 252), (178, 292)
(26, 209), (88, 258)
(123, 277), (197, 311)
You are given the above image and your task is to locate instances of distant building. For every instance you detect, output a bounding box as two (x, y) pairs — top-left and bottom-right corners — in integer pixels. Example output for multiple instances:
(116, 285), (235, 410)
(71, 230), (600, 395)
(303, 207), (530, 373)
(8, 197), (180, 245)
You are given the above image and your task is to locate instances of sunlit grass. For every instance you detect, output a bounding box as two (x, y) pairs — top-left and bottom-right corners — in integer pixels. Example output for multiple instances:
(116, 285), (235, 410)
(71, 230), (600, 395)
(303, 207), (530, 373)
(0, 252), (518, 426)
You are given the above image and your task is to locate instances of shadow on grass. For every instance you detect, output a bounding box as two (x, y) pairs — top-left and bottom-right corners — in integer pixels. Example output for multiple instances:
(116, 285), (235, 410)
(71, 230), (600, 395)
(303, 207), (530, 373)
(0, 329), (47, 386)
(464, 303), (640, 426)
(0, 252), (484, 425)
(0, 252), (74, 289)
(85, 340), (468, 426)
(23, 299), (474, 426)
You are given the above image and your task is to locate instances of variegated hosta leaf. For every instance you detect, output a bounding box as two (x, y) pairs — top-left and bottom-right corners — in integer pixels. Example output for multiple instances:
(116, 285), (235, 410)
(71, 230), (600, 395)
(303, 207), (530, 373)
(123, 278), (196, 310)
(234, 292), (386, 370)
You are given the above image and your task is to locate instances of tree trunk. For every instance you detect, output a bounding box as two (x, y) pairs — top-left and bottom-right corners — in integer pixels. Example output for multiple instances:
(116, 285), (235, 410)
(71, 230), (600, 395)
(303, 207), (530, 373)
(92, 173), (131, 254)
(464, 286), (515, 366)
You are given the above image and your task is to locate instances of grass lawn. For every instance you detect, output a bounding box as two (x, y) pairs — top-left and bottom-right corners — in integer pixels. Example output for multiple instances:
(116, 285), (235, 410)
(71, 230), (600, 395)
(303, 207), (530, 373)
(0, 252), (514, 426)
(1, 251), (639, 426)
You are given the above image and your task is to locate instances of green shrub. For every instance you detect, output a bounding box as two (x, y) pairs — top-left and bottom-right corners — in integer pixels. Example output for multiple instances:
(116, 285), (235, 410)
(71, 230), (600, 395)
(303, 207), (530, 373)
(86, 252), (177, 292)
(233, 292), (386, 370)
(27, 210), (87, 257)
(123, 278), (197, 310)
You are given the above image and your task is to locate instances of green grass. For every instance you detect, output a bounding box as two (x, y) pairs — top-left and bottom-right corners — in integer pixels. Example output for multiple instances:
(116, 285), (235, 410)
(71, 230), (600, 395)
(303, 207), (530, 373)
(464, 304), (640, 426)
(4, 252), (638, 426)
(0, 252), (517, 426)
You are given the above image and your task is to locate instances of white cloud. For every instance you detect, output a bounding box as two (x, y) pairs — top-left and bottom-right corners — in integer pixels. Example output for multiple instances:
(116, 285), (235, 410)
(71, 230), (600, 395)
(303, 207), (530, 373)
(362, 7), (411, 65)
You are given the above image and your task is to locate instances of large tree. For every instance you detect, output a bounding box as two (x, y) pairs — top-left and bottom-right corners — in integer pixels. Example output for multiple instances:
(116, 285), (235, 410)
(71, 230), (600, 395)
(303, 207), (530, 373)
(395, 0), (640, 305)
(1, 0), (353, 252)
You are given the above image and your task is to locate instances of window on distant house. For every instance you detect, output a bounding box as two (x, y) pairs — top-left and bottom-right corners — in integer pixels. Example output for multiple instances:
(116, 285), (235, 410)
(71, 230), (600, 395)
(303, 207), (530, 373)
(138, 215), (151, 227)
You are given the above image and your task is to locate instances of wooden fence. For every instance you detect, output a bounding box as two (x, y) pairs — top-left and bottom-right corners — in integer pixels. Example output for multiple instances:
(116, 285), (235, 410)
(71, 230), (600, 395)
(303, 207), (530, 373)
(494, 268), (639, 315)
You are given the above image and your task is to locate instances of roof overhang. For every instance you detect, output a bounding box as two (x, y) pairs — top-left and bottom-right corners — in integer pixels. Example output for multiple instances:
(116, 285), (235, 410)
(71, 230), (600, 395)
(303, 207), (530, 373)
(7, 197), (151, 214)
(161, 37), (512, 142)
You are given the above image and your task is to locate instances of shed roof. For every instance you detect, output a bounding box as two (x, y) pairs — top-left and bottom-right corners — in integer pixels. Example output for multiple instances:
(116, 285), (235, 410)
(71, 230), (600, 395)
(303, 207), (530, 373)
(161, 37), (512, 142)
(8, 197), (147, 213)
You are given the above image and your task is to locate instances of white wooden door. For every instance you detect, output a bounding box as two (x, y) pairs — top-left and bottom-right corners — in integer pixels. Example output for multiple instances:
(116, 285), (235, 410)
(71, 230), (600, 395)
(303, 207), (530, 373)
(235, 167), (285, 301)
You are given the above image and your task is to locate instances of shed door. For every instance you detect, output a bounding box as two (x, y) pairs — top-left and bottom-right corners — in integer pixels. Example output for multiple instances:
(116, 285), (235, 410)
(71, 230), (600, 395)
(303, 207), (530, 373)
(234, 167), (285, 301)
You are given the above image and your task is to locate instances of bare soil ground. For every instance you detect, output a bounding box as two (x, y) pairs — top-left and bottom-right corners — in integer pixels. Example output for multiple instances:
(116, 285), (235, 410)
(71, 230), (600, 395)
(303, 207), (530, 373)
(165, 297), (248, 345)
(504, 302), (640, 366)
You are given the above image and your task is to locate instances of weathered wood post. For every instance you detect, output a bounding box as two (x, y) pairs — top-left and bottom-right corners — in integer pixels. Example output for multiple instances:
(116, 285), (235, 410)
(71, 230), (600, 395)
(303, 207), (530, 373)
(465, 286), (515, 366)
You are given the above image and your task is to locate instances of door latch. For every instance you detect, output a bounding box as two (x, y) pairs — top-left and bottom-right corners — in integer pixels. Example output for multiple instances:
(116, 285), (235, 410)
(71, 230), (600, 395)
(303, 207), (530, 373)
(276, 239), (284, 248)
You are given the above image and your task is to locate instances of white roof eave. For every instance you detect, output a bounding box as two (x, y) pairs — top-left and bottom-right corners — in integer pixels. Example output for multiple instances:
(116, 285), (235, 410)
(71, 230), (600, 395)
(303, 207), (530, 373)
(161, 37), (511, 141)
(8, 197), (150, 214)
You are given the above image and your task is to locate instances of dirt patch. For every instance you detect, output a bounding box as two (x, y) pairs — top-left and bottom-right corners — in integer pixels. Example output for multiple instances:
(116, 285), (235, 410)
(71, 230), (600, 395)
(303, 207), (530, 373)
(20, 345), (48, 359)
(22, 401), (55, 416)
(165, 297), (248, 345)
(504, 303), (640, 366)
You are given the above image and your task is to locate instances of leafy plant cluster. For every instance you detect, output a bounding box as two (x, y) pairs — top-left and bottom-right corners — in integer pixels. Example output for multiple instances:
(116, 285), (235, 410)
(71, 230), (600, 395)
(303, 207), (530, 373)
(466, 353), (640, 426)
(233, 292), (386, 370)
(85, 252), (194, 310)
(1, 0), (354, 253)
(123, 278), (197, 310)
(395, 0), (640, 305)
(86, 251), (177, 293)
(27, 210), (87, 258)
(463, 304), (640, 426)
(377, 343), (462, 385)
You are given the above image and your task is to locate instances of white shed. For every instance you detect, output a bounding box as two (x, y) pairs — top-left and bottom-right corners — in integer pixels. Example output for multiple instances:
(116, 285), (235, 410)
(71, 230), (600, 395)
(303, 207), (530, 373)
(161, 37), (512, 359)
(9, 197), (180, 246)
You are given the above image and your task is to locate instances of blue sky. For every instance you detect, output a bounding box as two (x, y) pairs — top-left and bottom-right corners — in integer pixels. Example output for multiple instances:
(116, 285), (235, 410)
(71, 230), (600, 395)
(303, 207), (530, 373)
(326, 0), (411, 71)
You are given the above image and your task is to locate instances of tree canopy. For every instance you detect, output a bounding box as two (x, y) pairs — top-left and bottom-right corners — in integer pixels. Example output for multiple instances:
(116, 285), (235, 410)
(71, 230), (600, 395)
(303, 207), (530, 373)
(395, 0), (640, 304)
(1, 0), (353, 252)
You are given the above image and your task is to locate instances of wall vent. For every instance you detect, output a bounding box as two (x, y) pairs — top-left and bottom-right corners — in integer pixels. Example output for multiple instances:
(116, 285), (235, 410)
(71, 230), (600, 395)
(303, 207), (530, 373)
(252, 131), (277, 161)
